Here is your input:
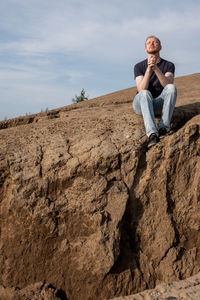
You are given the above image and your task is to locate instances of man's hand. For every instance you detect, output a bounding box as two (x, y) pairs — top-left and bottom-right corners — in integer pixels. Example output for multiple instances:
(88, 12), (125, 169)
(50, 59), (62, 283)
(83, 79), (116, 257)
(148, 55), (157, 70)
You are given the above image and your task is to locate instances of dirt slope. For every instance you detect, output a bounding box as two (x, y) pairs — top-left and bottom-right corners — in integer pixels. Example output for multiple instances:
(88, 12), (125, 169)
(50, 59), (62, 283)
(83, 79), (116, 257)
(0, 73), (200, 300)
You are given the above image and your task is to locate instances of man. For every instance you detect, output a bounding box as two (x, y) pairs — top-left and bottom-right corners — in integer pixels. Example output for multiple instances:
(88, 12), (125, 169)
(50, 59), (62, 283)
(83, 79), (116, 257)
(133, 35), (177, 148)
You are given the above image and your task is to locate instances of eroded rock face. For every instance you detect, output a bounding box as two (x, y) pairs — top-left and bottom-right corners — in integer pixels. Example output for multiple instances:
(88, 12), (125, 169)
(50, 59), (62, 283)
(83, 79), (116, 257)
(0, 282), (66, 300)
(102, 115), (200, 299)
(0, 74), (200, 300)
(110, 272), (200, 300)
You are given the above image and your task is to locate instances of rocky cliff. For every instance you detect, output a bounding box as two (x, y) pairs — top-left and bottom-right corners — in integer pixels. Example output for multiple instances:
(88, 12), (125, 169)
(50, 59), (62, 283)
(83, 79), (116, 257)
(111, 272), (200, 300)
(0, 73), (200, 300)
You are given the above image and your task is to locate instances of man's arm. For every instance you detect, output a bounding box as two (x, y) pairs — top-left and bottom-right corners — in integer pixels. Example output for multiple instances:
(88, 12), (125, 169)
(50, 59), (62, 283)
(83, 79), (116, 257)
(149, 55), (174, 87)
(153, 67), (174, 87)
(136, 66), (152, 92)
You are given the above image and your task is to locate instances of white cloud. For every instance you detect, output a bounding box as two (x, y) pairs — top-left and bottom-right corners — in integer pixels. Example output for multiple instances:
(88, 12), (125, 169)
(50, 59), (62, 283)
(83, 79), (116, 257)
(1, 3), (200, 65)
(0, 0), (200, 120)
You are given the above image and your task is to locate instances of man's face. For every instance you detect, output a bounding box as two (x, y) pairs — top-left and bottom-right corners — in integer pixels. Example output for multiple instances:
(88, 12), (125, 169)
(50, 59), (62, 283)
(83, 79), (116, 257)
(145, 38), (161, 54)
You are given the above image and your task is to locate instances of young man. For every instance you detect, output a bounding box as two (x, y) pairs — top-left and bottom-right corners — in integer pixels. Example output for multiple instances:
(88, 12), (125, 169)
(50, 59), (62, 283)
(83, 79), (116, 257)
(133, 36), (177, 148)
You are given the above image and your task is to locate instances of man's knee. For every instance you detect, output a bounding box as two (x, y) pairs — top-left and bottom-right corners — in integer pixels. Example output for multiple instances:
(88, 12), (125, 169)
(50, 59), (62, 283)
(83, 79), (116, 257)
(138, 89), (152, 98)
(164, 84), (177, 95)
(138, 90), (153, 105)
(133, 89), (153, 115)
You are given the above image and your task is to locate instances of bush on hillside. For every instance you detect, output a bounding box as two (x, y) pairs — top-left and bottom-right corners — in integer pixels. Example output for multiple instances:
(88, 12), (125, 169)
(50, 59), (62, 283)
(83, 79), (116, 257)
(72, 88), (89, 103)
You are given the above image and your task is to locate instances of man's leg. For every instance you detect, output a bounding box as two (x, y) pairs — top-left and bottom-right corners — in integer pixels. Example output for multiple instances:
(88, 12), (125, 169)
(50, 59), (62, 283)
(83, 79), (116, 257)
(133, 90), (158, 137)
(155, 84), (177, 132)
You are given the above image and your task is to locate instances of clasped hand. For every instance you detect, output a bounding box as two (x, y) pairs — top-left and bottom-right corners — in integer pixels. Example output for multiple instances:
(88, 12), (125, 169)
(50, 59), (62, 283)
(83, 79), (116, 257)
(148, 55), (157, 71)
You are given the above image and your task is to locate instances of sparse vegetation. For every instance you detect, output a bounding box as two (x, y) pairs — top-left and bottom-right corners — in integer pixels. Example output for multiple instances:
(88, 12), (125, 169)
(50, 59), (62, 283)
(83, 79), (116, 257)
(40, 108), (49, 113)
(72, 88), (89, 103)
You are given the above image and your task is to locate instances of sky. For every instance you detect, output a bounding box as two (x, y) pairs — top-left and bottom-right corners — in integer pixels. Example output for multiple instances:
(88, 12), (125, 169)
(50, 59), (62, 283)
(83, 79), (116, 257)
(0, 0), (200, 120)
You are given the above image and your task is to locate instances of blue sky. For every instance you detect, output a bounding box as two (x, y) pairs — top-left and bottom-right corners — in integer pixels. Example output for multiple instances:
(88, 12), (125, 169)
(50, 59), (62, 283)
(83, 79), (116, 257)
(0, 0), (200, 120)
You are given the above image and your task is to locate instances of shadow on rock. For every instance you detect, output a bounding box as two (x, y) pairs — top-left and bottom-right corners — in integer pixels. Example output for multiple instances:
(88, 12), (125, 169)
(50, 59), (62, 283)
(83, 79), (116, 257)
(172, 102), (200, 130)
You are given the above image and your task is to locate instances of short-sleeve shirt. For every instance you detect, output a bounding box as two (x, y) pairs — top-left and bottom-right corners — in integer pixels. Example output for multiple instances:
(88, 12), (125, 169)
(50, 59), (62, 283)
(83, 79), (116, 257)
(134, 58), (175, 98)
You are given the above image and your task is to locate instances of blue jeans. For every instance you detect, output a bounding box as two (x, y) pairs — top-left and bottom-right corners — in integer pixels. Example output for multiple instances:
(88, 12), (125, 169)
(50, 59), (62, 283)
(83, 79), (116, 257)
(133, 84), (177, 137)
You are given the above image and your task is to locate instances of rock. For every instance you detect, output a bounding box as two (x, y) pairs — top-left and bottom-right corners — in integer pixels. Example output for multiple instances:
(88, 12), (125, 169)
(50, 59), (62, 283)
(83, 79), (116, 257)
(0, 282), (66, 300)
(0, 73), (200, 300)
(110, 272), (200, 299)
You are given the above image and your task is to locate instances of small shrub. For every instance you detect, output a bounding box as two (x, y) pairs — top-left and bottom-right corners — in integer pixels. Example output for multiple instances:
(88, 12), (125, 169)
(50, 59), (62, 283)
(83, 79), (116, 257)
(72, 88), (89, 103)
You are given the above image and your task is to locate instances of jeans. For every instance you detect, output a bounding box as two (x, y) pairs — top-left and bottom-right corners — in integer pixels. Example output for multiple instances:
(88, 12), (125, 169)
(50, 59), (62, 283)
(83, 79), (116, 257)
(133, 84), (177, 137)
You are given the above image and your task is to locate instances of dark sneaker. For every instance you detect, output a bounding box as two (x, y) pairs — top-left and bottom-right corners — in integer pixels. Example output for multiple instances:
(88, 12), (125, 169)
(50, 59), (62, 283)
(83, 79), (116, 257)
(148, 133), (159, 148)
(158, 127), (167, 137)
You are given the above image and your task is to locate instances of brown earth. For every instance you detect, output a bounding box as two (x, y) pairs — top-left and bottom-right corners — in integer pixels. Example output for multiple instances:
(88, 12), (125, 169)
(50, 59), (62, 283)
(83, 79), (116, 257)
(0, 282), (66, 300)
(111, 272), (200, 300)
(0, 73), (200, 300)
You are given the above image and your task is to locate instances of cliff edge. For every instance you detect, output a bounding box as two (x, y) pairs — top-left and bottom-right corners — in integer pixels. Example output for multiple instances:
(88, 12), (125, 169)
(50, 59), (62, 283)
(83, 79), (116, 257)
(0, 74), (200, 300)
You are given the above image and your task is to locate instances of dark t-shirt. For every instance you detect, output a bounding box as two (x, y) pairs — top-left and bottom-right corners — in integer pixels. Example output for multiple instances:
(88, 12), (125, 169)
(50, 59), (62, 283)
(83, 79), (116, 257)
(134, 58), (175, 98)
